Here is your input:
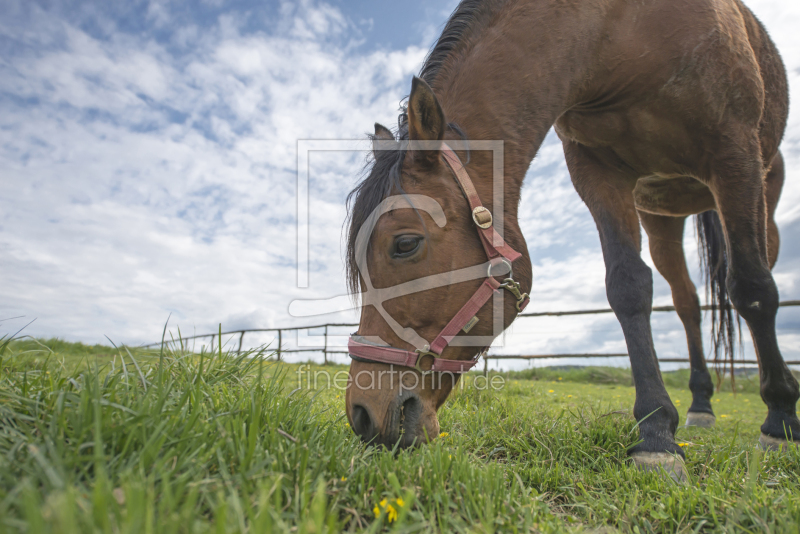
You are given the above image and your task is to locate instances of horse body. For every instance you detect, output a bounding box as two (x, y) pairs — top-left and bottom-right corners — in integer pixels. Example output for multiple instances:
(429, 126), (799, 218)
(346, 0), (798, 473)
(558, 0), (773, 165)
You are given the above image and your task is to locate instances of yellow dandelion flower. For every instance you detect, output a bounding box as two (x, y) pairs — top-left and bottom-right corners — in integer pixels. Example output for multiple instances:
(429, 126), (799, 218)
(567, 395), (573, 398)
(548, 390), (554, 393)
(558, 377), (563, 381)
(340, 476), (347, 482)
(721, 414), (728, 418)
(396, 497), (405, 507)
(386, 504), (398, 522)
(374, 498), (401, 523)
(439, 432), (449, 438)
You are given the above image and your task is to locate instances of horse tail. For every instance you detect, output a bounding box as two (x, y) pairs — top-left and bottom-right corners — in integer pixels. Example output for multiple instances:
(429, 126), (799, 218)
(696, 210), (741, 389)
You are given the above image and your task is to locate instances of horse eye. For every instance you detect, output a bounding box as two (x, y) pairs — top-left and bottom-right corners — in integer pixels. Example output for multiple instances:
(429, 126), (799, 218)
(393, 236), (422, 258)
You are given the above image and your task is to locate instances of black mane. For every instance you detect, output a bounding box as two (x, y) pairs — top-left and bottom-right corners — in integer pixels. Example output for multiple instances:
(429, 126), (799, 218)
(344, 0), (508, 296)
(418, 0), (506, 86)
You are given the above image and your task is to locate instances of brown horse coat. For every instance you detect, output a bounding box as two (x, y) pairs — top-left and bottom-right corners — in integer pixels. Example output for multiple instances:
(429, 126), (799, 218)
(345, 0), (798, 472)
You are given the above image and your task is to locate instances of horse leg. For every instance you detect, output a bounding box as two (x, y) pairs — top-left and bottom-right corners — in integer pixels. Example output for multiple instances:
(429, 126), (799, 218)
(639, 213), (715, 427)
(563, 140), (686, 481)
(765, 150), (784, 270)
(711, 148), (799, 449)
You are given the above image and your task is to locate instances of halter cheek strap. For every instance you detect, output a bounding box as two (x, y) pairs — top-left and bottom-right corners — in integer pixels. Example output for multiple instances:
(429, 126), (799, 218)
(441, 147), (522, 263)
(348, 143), (529, 373)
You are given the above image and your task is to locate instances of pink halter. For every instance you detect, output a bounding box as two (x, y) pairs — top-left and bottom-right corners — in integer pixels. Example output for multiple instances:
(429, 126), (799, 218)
(348, 143), (529, 373)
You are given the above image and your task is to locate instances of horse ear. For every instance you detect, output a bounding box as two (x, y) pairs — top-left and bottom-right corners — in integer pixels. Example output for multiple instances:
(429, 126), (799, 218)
(407, 76), (445, 163)
(372, 123), (394, 160)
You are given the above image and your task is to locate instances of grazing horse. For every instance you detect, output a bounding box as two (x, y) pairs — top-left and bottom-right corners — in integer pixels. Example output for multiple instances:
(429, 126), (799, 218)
(344, 0), (798, 479)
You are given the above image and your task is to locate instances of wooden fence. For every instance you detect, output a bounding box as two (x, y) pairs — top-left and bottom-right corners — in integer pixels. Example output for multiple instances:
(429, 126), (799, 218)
(140, 300), (800, 370)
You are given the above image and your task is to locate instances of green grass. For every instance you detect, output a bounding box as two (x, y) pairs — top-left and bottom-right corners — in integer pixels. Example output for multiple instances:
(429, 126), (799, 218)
(1, 338), (799, 533)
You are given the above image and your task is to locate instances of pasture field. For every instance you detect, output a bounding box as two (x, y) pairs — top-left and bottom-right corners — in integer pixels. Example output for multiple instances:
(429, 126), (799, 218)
(0, 338), (798, 533)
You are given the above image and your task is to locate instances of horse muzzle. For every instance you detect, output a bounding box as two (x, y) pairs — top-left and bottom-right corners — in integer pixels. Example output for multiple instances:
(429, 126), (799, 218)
(350, 390), (435, 449)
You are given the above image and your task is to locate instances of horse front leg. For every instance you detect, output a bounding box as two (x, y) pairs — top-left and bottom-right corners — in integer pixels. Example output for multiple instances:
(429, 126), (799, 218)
(562, 140), (686, 482)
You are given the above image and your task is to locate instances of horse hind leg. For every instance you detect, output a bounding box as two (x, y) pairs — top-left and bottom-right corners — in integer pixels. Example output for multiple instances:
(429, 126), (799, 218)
(639, 213), (715, 428)
(563, 139), (687, 482)
(712, 144), (799, 449)
(765, 150), (784, 269)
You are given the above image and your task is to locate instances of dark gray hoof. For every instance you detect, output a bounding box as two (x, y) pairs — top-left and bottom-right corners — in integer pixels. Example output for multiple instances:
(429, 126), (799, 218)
(758, 433), (798, 452)
(684, 412), (716, 428)
(631, 452), (689, 484)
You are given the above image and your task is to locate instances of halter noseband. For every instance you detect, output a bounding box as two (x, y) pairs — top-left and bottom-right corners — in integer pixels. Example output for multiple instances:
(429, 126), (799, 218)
(348, 143), (529, 373)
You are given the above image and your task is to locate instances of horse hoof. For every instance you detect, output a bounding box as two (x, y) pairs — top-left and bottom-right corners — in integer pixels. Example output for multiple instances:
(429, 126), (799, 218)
(684, 412), (715, 428)
(631, 452), (689, 484)
(758, 433), (798, 452)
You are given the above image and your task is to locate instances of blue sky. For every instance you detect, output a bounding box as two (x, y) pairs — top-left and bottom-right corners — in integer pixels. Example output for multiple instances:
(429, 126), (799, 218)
(1, 0), (799, 369)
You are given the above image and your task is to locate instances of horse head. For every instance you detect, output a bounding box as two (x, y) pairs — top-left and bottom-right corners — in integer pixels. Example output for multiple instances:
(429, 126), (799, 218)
(344, 77), (531, 448)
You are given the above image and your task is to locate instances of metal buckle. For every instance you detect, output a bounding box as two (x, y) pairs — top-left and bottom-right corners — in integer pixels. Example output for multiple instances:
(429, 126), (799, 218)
(472, 206), (493, 229)
(487, 259), (512, 279)
(499, 278), (529, 312)
(414, 346), (438, 374)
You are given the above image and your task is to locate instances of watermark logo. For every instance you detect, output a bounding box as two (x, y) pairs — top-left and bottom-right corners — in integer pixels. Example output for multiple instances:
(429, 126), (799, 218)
(290, 139), (509, 354)
(296, 364), (507, 392)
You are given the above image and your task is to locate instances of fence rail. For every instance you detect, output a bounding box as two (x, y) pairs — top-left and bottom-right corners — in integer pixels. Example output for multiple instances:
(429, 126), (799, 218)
(140, 300), (800, 368)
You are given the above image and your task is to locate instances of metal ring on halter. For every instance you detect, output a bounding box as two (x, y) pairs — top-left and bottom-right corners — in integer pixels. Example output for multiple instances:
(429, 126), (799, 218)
(487, 258), (512, 279)
(414, 349), (437, 374)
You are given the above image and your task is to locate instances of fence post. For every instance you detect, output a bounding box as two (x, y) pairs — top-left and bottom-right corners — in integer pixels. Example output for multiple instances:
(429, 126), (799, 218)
(277, 330), (282, 361)
(323, 325), (328, 365)
(210, 335), (214, 354)
(238, 331), (245, 354)
(483, 357), (488, 377)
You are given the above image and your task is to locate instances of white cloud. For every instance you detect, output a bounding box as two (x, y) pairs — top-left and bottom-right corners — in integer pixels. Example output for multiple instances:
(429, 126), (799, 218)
(0, 0), (798, 370)
(0, 0), (425, 348)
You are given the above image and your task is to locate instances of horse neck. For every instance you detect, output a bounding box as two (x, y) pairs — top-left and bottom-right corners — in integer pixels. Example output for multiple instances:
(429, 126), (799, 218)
(433, 2), (601, 212)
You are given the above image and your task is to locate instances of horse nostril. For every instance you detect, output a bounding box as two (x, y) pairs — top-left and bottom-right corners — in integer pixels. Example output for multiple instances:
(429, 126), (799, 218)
(399, 395), (422, 439)
(351, 405), (375, 441)
(401, 395), (421, 418)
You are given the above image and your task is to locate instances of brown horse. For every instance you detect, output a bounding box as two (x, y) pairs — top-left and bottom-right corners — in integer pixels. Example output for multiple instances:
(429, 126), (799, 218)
(345, 0), (798, 479)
